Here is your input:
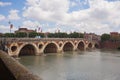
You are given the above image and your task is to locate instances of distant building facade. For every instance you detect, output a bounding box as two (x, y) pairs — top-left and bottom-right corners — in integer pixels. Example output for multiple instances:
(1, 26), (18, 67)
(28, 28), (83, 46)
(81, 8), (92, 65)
(110, 32), (120, 40)
(84, 32), (101, 42)
(15, 28), (36, 33)
(100, 32), (120, 49)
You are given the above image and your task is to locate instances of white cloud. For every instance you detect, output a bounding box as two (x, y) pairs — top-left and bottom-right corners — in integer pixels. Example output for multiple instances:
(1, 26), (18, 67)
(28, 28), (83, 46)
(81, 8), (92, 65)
(88, 0), (120, 32)
(0, 1), (11, 7)
(8, 10), (21, 20)
(22, 0), (120, 34)
(0, 25), (9, 33)
(23, 0), (69, 22)
(22, 20), (41, 30)
(70, 2), (77, 7)
(0, 14), (5, 21)
(0, 25), (17, 33)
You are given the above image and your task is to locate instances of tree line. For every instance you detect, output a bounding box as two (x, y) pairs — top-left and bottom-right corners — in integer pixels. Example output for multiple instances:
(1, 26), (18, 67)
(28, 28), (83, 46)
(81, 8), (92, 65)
(0, 32), (84, 38)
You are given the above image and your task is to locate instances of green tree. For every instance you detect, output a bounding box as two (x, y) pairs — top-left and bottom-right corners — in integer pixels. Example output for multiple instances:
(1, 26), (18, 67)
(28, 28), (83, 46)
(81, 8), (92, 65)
(101, 33), (110, 42)
(15, 32), (27, 38)
(48, 32), (68, 38)
(69, 32), (82, 38)
(4, 33), (15, 38)
(58, 33), (68, 38)
(79, 33), (84, 38)
(48, 33), (55, 38)
(29, 32), (38, 38)
(38, 33), (45, 38)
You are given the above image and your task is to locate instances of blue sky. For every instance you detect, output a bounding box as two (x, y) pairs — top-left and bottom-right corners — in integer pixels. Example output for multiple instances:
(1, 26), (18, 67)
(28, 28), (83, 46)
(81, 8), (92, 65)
(0, 0), (120, 34)
(0, 0), (23, 12)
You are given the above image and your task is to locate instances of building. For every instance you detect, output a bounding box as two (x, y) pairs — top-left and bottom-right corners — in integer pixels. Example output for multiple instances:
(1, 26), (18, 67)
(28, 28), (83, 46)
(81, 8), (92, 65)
(15, 28), (36, 33)
(84, 32), (101, 41)
(110, 32), (120, 40)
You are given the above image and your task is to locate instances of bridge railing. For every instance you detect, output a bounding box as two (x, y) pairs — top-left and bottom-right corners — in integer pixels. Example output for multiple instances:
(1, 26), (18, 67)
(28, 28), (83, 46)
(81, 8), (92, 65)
(0, 38), (85, 43)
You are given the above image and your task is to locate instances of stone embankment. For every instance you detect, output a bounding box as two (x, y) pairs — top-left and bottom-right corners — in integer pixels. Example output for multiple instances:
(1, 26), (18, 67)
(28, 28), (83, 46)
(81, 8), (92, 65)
(0, 50), (42, 80)
(100, 41), (120, 49)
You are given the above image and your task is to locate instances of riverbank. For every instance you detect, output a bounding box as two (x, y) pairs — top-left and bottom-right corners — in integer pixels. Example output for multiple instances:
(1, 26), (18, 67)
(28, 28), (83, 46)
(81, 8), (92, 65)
(100, 41), (120, 50)
(0, 50), (42, 80)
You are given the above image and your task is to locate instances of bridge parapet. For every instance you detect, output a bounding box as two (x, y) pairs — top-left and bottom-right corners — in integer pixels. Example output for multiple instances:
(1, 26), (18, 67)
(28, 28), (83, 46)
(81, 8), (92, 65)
(0, 38), (96, 43)
(0, 38), (85, 43)
(0, 50), (42, 80)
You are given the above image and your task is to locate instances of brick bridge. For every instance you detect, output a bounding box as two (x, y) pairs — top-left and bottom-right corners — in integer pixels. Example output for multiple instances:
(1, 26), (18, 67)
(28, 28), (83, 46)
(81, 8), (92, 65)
(0, 38), (99, 57)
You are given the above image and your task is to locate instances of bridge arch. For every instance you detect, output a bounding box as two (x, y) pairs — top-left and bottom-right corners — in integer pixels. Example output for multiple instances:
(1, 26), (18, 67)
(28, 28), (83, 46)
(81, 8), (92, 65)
(10, 43), (18, 53)
(8, 42), (19, 56)
(43, 42), (59, 54)
(11, 46), (17, 52)
(77, 41), (85, 50)
(63, 41), (74, 52)
(18, 43), (38, 56)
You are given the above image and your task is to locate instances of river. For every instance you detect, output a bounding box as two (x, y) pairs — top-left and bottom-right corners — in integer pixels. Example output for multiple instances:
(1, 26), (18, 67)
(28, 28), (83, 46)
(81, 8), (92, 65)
(18, 50), (120, 80)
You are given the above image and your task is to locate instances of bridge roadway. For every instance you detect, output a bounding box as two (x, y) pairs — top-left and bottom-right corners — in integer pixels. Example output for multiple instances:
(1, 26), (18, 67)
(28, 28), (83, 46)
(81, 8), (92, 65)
(0, 38), (99, 57)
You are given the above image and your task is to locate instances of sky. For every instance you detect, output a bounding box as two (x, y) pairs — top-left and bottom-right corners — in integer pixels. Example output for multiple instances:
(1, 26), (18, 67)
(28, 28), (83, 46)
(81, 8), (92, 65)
(0, 0), (120, 34)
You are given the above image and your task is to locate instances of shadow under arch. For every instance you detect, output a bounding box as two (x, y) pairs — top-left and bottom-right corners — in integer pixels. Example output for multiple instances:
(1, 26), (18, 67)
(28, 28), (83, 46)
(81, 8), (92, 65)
(95, 43), (99, 48)
(19, 44), (36, 56)
(77, 41), (85, 51)
(44, 43), (58, 54)
(88, 43), (92, 48)
(63, 42), (73, 52)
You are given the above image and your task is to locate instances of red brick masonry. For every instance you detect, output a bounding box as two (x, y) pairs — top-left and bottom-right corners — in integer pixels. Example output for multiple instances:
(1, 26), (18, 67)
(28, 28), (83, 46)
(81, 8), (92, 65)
(100, 41), (120, 49)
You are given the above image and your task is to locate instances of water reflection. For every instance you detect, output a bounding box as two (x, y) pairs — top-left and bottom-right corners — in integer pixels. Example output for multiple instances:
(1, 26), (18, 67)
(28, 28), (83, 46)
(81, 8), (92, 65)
(19, 50), (120, 80)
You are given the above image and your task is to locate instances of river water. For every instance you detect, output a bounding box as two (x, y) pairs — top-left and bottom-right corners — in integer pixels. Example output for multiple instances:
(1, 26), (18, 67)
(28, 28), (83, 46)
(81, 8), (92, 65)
(18, 50), (120, 80)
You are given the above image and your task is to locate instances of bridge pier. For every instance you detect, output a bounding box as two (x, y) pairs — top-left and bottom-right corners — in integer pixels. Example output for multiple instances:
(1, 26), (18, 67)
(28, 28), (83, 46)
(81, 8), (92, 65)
(57, 48), (63, 53)
(74, 45), (79, 51)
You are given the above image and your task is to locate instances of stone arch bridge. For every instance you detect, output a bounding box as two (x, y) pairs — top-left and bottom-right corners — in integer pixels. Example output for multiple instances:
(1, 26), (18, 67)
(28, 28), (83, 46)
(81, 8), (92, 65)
(1, 38), (99, 57)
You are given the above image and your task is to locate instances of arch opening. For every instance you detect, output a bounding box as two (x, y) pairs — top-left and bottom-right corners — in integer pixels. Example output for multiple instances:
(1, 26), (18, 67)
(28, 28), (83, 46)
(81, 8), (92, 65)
(44, 43), (57, 54)
(63, 42), (73, 52)
(59, 43), (62, 47)
(95, 44), (99, 48)
(39, 44), (43, 49)
(11, 46), (17, 52)
(78, 42), (85, 50)
(19, 44), (36, 56)
(88, 43), (92, 48)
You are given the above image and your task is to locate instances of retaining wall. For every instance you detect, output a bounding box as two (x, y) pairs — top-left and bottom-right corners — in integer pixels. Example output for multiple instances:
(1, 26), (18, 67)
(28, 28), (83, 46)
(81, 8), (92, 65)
(100, 41), (120, 49)
(0, 50), (42, 80)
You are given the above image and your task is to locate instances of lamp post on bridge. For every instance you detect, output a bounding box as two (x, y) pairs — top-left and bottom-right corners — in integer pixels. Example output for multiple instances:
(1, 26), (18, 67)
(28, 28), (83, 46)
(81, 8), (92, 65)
(8, 21), (13, 33)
